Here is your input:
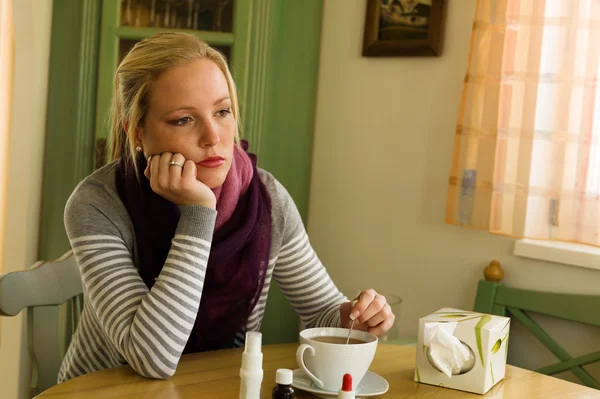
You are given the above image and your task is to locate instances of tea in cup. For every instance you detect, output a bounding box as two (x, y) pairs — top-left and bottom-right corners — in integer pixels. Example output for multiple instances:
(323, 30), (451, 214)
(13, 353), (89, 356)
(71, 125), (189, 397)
(296, 327), (378, 392)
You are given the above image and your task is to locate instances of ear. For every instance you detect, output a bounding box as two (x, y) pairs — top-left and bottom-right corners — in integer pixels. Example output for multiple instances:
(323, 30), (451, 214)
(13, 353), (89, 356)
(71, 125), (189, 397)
(134, 125), (144, 146)
(123, 121), (144, 147)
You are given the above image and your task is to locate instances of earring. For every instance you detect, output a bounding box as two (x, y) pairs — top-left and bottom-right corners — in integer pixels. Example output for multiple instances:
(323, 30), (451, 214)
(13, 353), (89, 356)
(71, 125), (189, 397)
(135, 146), (142, 152)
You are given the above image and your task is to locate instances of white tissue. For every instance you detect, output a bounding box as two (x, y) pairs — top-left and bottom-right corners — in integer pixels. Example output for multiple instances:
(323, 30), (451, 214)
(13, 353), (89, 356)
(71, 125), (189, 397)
(424, 322), (471, 378)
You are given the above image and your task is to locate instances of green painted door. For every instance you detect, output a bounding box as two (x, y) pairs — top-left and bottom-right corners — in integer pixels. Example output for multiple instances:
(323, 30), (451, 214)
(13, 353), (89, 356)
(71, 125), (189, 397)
(247, 0), (325, 344)
(39, 0), (101, 261)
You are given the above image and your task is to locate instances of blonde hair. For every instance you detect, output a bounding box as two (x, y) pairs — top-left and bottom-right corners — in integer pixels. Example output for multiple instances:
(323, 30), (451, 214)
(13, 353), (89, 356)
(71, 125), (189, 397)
(108, 32), (240, 167)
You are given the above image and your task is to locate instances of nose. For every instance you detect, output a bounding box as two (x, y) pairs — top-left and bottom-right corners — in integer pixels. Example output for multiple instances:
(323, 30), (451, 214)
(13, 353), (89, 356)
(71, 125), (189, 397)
(198, 120), (220, 147)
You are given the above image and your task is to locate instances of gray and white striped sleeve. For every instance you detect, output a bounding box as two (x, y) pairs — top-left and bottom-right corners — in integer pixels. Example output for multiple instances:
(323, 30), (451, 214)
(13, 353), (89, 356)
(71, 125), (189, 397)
(64, 184), (216, 379)
(271, 181), (347, 328)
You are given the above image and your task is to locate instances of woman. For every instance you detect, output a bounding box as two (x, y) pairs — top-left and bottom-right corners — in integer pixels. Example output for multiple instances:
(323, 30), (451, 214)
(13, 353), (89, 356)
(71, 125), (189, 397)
(58, 32), (395, 382)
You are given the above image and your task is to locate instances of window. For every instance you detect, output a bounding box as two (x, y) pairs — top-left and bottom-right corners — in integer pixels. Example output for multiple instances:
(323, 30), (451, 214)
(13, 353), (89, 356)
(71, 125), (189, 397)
(525, 0), (600, 243)
(446, 0), (600, 254)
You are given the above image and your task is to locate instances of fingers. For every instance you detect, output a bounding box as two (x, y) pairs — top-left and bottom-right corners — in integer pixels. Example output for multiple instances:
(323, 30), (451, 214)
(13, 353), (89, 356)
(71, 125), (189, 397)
(148, 153), (160, 182)
(144, 155), (151, 179)
(169, 153), (186, 179)
(349, 289), (396, 338)
(145, 153), (191, 180)
(368, 314), (395, 337)
(181, 159), (197, 181)
(365, 303), (394, 328)
(338, 301), (355, 329)
(147, 152), (187, 194)
(357, 294), (386, 324)
(350, 289), (379, 321)
(141, 152), (215, 207)
(158, 152), (174, 188)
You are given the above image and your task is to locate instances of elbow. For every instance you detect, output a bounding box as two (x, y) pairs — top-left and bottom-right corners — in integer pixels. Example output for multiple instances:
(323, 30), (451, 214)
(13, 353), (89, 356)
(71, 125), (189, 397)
(154, 369), (175, 380)
(125, 354), (176, 380)
(121, 335), (179, 380)
(159, 367), (177, 379)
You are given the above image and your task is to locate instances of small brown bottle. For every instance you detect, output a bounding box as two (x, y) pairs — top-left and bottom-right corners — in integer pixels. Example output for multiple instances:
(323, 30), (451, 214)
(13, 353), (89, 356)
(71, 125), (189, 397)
(272, 369), (295, 399)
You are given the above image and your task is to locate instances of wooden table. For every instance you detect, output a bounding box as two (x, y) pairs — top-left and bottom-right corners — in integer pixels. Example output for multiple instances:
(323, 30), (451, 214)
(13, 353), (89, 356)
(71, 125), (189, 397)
(38, 344), (600, 398)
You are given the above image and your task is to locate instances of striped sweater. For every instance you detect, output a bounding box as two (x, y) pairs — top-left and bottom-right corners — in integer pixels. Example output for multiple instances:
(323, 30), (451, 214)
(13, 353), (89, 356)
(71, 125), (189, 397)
(57, 162), (347, 382)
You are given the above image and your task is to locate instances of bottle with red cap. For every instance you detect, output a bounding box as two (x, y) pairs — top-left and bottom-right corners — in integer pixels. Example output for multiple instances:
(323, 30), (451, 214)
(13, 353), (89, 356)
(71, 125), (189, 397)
(337, 373), (355, 399)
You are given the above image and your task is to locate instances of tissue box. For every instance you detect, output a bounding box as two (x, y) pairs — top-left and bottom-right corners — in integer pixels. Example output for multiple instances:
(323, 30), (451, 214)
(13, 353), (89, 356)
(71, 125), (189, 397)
(414, 308), (510, 395)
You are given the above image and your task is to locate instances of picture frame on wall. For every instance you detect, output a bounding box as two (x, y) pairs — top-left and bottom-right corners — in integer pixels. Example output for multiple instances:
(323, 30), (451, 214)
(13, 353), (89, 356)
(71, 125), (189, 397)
(362, 0), (447, 57)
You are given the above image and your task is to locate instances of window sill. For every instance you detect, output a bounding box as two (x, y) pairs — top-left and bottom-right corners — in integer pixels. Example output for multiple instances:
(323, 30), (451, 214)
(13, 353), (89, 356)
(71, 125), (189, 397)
(514, 239), (600, 271)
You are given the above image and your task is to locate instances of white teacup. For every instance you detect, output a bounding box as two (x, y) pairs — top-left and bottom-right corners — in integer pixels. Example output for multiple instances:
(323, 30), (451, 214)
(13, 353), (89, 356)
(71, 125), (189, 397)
(296, 327), (378, 392)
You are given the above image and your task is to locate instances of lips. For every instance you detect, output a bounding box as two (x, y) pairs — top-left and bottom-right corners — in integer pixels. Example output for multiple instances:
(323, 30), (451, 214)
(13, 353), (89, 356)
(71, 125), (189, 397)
(196, 156), (225, 168)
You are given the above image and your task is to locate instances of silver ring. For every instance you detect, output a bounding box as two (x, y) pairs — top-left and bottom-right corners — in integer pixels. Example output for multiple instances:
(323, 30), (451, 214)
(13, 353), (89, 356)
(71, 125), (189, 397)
(169, 161), (184, 168)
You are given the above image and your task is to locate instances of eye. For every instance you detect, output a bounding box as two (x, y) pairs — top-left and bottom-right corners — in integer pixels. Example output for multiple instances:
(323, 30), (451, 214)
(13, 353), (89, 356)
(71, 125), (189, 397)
(172, 116), (192, 126)
(216, 108), (232, 118)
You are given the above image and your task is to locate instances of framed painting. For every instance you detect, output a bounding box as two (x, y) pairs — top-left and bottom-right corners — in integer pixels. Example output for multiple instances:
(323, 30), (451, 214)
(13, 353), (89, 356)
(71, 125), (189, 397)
(362, 0), (447, 57)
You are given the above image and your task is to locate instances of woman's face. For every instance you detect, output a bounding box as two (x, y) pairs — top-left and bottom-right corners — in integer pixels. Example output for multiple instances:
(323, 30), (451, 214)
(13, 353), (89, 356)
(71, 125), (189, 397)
(136, 58), (236, 189)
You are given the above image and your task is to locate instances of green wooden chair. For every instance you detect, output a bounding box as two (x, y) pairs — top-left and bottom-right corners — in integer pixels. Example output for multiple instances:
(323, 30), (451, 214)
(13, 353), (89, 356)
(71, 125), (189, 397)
(0, 251), (83, 398)
(474, 261), (600, 389)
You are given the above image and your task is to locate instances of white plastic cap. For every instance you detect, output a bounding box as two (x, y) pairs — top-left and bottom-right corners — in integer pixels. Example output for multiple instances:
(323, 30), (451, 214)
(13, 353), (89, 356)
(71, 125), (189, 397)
(244, 331), (262, 354)
(275, 368), (293, 385)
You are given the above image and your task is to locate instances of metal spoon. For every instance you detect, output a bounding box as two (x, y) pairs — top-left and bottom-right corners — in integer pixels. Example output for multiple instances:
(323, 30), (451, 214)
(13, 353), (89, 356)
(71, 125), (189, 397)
(345, 296), (361, 344)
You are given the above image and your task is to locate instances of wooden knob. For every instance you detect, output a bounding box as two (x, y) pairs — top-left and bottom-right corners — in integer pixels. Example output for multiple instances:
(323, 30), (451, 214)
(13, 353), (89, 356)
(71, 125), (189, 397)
(484, 260), (504, 282)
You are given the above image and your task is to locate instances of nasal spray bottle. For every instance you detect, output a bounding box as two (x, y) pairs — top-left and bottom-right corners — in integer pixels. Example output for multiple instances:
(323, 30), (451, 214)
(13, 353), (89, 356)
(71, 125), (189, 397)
(239, 331), (263, 399)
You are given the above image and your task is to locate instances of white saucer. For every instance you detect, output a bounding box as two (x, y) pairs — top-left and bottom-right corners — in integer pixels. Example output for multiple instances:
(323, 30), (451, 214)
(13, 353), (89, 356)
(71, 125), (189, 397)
(291, 369), (389, 398)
